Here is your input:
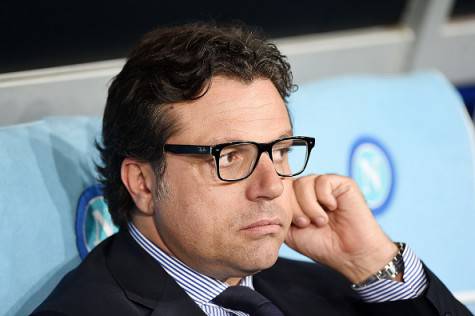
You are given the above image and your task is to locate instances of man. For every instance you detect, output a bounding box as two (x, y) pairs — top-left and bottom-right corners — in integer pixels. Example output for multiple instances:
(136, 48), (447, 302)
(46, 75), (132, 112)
(33, 23), (471, 315)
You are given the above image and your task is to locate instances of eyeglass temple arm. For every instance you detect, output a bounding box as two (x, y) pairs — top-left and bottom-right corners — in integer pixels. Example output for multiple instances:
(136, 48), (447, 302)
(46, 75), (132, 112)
(163, 144), (212, 155)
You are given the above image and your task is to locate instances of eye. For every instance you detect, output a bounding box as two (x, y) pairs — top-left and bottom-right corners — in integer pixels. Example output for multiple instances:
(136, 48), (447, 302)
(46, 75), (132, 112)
(219, 150), (241, 167)
(273, 146), (291, 162)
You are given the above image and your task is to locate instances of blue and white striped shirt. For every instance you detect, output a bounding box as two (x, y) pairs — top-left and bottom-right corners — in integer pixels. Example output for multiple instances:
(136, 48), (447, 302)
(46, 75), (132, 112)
(129, 223), (251, 315)
(353, 245), (428, 302)
(129, 223), (427, 315)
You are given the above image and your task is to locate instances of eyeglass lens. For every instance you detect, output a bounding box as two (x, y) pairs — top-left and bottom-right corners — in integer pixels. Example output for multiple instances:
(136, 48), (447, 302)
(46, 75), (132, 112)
(217, 139), (309, 181)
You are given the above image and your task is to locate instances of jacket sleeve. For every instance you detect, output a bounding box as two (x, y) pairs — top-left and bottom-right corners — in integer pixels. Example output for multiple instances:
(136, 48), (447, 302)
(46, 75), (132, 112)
(358, 265), (473, 316)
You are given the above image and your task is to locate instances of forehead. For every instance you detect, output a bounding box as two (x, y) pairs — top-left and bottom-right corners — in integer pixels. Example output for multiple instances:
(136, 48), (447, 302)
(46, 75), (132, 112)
(168, 77), (292, 144)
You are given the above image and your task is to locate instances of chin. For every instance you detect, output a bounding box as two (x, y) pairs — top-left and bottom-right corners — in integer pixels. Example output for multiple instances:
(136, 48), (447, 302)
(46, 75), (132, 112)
(257, 251), (280, 270)
(239, 240), (281, 273)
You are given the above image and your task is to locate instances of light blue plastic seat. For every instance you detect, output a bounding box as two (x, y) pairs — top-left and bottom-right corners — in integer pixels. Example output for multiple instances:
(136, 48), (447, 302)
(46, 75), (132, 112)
(1, 72), (474, 315)
(0, 117), (101, 315)
(281, 71), (475, 307)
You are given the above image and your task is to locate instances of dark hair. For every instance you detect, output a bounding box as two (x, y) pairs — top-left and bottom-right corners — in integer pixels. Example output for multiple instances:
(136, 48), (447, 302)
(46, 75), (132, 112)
(97, 22), (295, 228)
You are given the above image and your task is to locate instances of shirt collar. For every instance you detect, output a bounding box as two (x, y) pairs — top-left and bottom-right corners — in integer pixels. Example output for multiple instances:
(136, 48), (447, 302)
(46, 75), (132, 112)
(128, 222), (254, 304)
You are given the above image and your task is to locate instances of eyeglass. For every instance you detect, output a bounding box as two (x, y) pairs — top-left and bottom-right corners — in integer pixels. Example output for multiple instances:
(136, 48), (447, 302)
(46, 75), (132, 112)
(163, 136), (315, 182)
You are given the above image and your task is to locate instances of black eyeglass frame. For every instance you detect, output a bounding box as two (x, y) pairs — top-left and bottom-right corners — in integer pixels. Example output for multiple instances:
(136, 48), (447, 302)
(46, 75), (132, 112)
(163, 136), (315, 182)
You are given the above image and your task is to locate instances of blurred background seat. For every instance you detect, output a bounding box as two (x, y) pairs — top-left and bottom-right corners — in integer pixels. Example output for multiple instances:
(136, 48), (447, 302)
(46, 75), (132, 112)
(1, 72), (474, 315)
(281, 71), (475, 309)
(0, 116), (102, 315)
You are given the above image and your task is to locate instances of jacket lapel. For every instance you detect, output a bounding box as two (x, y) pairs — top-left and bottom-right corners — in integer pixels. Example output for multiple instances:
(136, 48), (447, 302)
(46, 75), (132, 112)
(254, 271), (297, 316)
(106, 230), (206, 316)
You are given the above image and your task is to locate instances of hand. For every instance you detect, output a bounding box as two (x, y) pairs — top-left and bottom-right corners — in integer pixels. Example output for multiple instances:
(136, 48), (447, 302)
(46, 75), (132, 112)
(285, 174), (399, 283)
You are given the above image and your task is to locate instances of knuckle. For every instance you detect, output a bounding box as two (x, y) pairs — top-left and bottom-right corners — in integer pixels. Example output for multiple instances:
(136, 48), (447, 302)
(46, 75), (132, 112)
(315, 174), (329, 183)
(294, 174), (316, 189)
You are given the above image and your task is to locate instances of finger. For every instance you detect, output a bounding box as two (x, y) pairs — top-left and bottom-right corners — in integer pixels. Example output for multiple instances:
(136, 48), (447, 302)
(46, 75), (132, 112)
(285, 224), (304, 252)
(314, 174), (339, 211)
(289, 186), (311, 228)
(316, 174), (368, 213)
(293, 175), (329, 227)
(284, 225), (297, 249)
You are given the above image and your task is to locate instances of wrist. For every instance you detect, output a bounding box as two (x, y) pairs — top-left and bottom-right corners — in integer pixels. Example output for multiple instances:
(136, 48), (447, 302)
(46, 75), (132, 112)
(339, 241), (400, 284)
(352, 242), (405, 288)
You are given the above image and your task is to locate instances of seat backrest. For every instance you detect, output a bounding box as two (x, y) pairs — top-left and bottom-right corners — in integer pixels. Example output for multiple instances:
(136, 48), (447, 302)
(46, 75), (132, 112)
(0, 116), (101, 315)
(279, 71), (475, 303)
(1, 72), (474, 315)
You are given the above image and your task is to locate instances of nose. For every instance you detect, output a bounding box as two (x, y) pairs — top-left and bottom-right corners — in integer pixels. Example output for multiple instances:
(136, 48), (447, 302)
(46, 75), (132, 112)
(245, 153), (284, 201)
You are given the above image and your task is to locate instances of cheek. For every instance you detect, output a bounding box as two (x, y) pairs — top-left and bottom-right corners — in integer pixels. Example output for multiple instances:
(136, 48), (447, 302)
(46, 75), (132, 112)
(160, 177), (236, 243)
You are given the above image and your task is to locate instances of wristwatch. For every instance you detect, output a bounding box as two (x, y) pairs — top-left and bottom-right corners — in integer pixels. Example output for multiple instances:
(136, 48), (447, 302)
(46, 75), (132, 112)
(352, 242), (406, 289)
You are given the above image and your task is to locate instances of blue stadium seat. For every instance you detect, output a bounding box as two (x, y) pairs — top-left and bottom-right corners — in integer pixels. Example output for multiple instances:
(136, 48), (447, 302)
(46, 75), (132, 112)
(281, 71), (475, 308)
(0, 116), (102, 315)
(1, 72), (474, 315)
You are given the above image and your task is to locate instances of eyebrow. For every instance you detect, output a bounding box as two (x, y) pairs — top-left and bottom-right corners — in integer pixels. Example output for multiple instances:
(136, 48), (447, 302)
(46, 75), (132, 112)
(207, 130), (294, 145)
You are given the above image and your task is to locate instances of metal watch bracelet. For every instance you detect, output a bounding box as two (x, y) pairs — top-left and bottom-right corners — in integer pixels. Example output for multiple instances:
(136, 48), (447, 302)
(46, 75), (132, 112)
(352, 242), (406, 289)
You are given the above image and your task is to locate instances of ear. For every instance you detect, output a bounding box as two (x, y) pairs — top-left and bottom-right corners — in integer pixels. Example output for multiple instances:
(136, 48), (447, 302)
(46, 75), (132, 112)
(120, 158), (156, 216)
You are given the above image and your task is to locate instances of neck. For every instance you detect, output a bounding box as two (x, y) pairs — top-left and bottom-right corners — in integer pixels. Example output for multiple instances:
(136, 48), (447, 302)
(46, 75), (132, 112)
(225, 277), (242, 286)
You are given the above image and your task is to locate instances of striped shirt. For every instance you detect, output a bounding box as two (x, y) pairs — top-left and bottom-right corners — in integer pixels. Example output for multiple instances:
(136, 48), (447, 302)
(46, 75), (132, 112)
(129, 223), (427, 315)
(353, 244), (428, 302)
(129, 223), (251, 316)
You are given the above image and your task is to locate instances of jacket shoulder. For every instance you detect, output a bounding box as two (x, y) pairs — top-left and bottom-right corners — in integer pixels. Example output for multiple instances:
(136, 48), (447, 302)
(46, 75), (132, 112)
(31, 235), (140, 316)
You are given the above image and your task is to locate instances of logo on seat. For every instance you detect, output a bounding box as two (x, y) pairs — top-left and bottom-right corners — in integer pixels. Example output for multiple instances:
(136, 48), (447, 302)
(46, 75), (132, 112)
(75, 184), (119, 259)
(349, 137), (395, 216)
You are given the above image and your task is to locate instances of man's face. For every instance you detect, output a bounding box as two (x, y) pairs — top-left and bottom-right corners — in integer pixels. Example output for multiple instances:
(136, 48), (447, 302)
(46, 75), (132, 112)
(153, 77), (294, 282)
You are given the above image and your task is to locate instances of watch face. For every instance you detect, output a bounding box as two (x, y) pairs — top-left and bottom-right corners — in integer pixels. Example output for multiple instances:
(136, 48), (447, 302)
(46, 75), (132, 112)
(384, 261), (398, 279)
(353, 244), (405, 288)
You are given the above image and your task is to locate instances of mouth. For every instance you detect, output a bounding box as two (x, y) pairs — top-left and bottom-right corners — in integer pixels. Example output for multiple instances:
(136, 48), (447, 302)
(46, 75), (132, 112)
(240, 218), (282, 236)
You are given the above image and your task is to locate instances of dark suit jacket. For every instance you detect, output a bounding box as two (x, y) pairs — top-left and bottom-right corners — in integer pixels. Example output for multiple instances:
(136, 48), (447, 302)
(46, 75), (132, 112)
(32, 230), (471, 315)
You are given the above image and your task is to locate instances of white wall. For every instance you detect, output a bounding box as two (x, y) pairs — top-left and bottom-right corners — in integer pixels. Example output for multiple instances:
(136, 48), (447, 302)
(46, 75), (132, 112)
(0, 0), (474, 127)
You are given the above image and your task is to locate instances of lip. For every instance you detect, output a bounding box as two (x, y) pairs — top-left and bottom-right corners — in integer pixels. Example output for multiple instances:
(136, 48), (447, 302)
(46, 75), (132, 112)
(242, 218), (281, 230)
(240, 218), (282, 235)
